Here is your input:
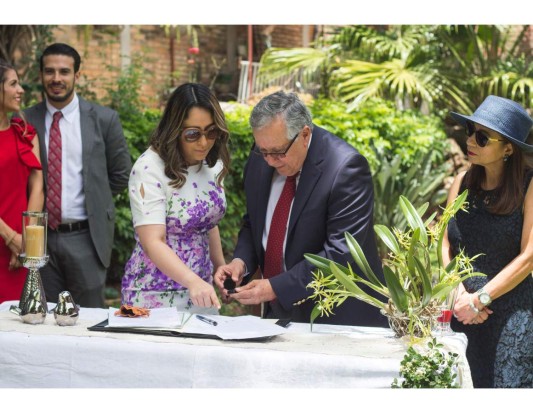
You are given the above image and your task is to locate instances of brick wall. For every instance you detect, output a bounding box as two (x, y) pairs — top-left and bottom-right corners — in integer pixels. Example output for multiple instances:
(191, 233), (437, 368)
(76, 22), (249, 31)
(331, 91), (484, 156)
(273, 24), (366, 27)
(49, 25), (313, 109)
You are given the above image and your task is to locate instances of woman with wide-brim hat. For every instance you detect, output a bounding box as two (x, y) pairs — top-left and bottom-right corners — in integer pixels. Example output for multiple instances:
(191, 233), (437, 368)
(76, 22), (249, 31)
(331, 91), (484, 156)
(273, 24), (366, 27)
(442, 95), (533, 388)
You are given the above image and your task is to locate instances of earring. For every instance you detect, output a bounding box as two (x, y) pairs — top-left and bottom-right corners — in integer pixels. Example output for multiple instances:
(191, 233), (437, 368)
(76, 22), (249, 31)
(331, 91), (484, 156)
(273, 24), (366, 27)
(503, 154), (510, 162)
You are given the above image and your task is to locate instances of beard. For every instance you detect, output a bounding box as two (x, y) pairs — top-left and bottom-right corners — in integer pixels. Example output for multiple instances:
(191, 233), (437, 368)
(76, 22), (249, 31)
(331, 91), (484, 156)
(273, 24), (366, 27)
(45, 84), (74, 104)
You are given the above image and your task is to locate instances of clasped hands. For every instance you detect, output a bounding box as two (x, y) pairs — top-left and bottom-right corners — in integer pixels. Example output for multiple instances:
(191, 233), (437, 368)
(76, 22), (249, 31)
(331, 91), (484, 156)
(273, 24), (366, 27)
(454, 291), (493, 325)
(213, 260), (276, 305)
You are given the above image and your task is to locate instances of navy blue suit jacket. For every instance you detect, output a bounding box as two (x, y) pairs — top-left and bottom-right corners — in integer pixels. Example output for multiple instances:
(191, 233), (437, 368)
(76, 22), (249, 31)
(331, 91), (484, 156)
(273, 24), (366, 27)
(234, 125), (387, 327)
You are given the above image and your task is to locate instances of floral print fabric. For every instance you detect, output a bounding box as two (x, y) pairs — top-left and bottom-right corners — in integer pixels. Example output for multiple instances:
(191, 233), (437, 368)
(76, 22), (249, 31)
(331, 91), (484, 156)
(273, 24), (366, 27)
(121, 148), (226, 308)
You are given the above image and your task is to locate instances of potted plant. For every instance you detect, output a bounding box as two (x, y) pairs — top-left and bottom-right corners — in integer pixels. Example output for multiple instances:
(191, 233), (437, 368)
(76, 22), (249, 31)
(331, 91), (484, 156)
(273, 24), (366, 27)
(305, 190), (484, 337)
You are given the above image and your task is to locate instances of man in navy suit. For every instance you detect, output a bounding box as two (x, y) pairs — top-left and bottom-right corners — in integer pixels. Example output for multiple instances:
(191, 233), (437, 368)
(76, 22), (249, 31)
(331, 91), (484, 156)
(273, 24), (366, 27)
(214, 91), (386, 326)
(25, 43), (132, 307)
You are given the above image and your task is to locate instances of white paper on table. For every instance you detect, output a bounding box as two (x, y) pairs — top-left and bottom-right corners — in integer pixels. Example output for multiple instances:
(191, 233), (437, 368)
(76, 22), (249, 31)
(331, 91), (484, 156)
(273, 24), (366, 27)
(107, 307), (191, 329)
(181, 314), (287, 340)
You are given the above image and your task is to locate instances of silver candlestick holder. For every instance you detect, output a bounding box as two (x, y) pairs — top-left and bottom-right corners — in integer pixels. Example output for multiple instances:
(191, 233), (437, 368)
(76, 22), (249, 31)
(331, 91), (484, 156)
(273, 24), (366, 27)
(10, 211), (49, 324)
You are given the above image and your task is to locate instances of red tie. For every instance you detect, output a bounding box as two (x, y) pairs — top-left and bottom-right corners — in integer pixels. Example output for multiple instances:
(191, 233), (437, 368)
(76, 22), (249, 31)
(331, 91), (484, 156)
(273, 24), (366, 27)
(47, 111), (63, 229)
(263, 173), (298, 279)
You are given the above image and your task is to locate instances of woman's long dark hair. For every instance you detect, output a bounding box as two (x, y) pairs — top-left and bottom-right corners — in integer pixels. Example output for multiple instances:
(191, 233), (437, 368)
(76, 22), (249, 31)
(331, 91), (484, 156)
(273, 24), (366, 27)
(0, 59), (27, 135)
(150, 83), (230, 189)
(463, 143), (527, 214)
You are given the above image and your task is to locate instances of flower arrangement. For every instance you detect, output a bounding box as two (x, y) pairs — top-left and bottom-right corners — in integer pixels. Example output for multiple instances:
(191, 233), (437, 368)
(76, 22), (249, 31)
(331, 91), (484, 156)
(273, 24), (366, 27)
(305, 190), (484, 337)
(391, 338), (459, 388)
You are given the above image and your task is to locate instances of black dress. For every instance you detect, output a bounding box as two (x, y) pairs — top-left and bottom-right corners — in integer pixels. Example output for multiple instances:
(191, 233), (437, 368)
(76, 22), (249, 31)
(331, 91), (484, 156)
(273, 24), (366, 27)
(447, 170), (533, 388)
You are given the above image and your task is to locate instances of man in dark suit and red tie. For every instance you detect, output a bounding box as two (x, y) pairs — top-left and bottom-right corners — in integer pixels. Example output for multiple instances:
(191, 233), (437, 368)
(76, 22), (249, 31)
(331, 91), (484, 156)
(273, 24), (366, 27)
(24, 43), (132, 308)
(214, 91), (386, 326)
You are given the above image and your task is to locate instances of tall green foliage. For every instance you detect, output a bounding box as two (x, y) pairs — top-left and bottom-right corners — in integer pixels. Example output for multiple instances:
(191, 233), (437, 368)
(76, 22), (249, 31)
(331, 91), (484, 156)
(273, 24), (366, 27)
(436, 25), (532, 111)
(102, 59), (160, 282)
(0, 25), (55, 105)
(309, 97), (448, 171)
(218, 104), (255, 255)
(259, 25), (532, 115)
(309, 97), (450, 246)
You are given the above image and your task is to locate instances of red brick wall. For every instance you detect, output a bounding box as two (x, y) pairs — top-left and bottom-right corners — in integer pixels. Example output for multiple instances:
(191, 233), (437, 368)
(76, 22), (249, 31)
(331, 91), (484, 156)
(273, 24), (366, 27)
(49, 25), (313, 108)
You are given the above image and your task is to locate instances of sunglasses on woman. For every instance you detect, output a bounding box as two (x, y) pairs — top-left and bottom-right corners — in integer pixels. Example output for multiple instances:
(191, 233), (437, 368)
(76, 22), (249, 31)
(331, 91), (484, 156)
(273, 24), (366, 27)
(181, 126), (221, 142)
(466, 122), (505, 147)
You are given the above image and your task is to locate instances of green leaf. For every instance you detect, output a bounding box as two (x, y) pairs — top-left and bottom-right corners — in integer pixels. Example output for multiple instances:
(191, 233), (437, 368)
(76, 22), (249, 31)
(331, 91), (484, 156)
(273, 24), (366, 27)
(330, 263), (385, 309)
(352, 275), (388, 297)
(406, 228), (421, 276)
(310, 303), (322, 327)
(374, 225), (400, 255)
(345, 232), (382, 287)
(432, 273), (486, 299)
(424, 211), (437, 227)
(399, 196), (428, 246)
(413, 256), (432, 308)
(383, 265), (409, 313)
(304, 253), (349, 274)
(444, 256), (458, 274)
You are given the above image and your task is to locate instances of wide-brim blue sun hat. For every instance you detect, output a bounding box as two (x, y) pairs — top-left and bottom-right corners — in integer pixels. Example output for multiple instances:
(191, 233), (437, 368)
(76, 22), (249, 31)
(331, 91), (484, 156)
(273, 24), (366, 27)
(450, 95), (533, 152)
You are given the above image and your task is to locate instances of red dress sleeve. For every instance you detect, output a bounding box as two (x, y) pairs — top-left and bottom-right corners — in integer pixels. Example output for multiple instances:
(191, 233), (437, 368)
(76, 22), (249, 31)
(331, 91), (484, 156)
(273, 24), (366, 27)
(11, 118), (42, 170)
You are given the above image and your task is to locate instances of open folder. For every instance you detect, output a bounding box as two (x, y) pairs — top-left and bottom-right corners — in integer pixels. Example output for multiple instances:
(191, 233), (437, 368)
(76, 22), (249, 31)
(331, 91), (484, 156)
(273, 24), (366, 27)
(88, 307), (289, 341)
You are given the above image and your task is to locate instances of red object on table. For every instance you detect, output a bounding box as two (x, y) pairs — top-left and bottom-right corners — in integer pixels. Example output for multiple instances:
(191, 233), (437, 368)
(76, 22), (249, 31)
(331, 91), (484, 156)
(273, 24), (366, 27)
(437, 309), (453, 323)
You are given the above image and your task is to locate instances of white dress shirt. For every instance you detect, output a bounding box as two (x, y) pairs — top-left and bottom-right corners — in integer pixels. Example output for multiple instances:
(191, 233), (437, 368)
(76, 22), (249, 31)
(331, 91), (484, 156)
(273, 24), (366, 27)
(45, 93), (87, 222)
(261, 133), (311, 272)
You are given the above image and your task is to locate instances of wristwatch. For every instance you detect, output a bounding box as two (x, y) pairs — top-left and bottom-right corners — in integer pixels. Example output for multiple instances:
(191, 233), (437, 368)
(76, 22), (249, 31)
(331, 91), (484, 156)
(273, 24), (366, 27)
(476, 288), (492, 307)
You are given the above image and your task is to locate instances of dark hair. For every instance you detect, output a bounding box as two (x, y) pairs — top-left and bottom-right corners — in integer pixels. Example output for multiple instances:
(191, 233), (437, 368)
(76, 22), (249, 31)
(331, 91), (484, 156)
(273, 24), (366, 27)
(150, 83), (230, 189)
(0, 58), (28, 134)
(0, 58), (15, 112)
(463, 142), (527, 214)
(40, 43), (81, 73)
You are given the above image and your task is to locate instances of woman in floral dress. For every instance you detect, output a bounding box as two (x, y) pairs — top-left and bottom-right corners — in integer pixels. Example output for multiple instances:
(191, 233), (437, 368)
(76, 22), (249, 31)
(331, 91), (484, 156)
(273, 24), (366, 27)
(121, 83), (230, 310)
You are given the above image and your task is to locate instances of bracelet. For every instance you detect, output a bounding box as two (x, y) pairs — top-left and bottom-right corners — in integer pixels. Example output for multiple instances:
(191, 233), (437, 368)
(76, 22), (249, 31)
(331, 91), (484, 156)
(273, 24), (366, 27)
(468, 295), (480, 314)
(5, 231), (16, 246)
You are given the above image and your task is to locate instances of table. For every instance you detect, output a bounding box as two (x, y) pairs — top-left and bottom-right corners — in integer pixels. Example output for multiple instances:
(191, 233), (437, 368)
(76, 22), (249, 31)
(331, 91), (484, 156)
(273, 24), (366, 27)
(0, 301), (472, 388)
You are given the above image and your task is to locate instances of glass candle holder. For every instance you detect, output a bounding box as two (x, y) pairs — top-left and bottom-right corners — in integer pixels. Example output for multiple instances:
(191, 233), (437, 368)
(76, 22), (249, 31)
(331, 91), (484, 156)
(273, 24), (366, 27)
(20, 211), (49, 268)
(434, 285), (459, 336)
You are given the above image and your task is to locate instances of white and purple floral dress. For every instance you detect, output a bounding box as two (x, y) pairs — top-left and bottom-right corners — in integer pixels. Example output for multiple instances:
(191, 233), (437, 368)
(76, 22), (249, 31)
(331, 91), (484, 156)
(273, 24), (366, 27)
(121, 147), (226, 309)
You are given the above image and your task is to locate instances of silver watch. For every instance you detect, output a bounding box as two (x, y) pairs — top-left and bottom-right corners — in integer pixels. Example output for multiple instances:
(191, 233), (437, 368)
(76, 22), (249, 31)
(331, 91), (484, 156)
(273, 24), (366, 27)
(476, 288), (492, 306)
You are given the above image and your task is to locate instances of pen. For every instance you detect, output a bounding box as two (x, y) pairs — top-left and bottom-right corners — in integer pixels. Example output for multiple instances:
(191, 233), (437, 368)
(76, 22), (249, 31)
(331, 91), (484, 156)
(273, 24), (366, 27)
(196, 314), (218, 326)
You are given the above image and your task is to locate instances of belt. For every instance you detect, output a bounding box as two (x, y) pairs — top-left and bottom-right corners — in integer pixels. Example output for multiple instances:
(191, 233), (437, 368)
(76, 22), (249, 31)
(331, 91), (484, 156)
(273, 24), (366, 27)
(49, 220), (89, 233)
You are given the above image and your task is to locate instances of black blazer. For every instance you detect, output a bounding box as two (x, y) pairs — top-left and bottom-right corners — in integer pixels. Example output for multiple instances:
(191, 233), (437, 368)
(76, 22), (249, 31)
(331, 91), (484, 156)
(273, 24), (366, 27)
(234, 125), (387, 327)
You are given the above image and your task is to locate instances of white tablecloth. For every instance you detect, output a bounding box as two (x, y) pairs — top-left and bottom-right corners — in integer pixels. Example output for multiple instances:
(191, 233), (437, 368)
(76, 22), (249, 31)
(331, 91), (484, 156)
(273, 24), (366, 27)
(0, 301), (472, 388)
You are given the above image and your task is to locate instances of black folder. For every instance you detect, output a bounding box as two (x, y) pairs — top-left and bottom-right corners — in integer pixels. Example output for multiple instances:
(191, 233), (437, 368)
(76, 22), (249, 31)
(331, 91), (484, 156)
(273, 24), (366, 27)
(87, 318), (290, 341)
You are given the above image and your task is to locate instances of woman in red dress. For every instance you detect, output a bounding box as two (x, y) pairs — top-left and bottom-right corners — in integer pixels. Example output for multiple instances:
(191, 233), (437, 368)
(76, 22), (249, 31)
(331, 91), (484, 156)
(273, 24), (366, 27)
(0, 59), (44, 303)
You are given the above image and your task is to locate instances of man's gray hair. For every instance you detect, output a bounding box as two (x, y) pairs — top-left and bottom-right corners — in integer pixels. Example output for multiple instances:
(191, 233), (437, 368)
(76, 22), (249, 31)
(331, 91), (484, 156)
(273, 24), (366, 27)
(249, 91), (313, 139)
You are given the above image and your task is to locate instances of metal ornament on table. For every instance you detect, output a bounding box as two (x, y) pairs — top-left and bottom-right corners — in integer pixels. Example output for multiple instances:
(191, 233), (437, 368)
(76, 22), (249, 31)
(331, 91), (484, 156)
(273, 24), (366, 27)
(50, 291), (80, 326)
(9, 211), (49, 324)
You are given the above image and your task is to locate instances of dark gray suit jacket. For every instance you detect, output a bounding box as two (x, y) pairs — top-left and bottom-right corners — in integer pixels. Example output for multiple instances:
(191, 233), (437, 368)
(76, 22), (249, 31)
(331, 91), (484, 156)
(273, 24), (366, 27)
(24, 97), (132, 268)
(235, 125), (387, 326)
